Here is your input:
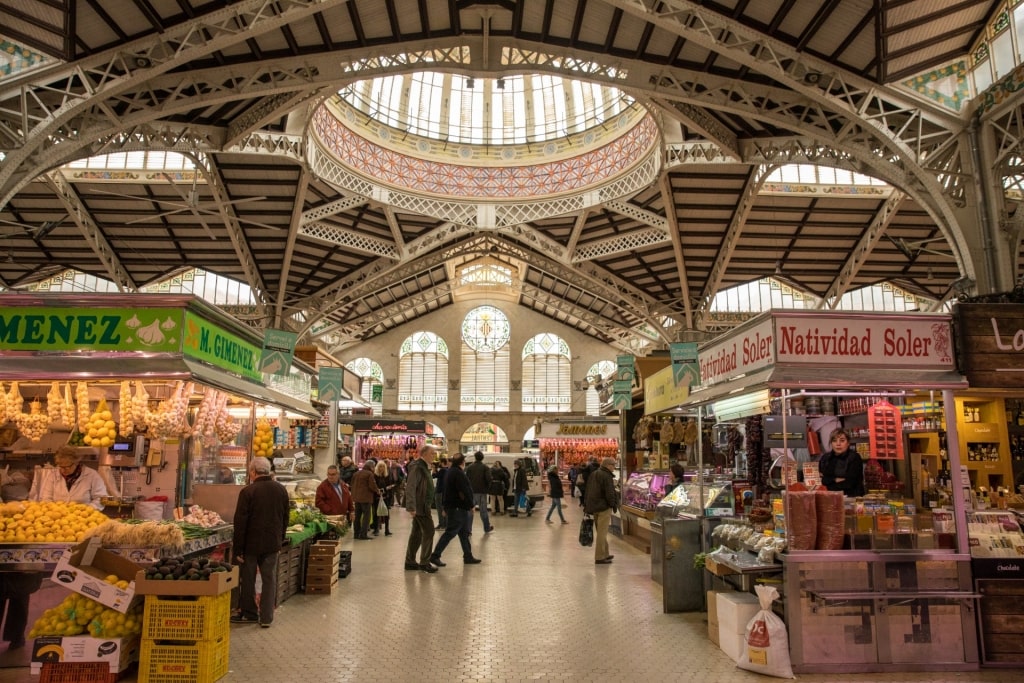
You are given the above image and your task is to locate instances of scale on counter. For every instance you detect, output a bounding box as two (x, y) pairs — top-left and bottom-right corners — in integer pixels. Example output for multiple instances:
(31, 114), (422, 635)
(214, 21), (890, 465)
(98, 435), (149, 467)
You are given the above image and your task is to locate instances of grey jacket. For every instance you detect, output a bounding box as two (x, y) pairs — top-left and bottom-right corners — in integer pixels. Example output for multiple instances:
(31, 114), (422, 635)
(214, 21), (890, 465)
(404, 458), (435, 516)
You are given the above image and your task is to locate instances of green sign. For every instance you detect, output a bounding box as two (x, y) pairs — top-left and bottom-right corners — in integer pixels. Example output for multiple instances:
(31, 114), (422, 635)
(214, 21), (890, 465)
(371, 383), (382, 403)
(670, 342), (699, 388)
(318, 366), (343, 403)
(181, 311), (261, 380)
(0, 307), (182, 352)
(259, 328), (298, 377)
(613, 379), (633, 409)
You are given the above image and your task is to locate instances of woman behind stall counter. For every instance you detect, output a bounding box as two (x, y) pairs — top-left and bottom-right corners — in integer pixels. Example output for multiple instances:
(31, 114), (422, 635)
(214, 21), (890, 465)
(817, 428), (865, 497)
(35, 446), (108, 510)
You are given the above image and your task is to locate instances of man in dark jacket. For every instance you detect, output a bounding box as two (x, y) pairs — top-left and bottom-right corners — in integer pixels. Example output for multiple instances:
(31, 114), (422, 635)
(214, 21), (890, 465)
(429, 454), (481, 566)
(491, 461), (510, 514)
(231, 456), (290, 627)
(338, 455), (359, 486)
(350, 460), (381, 540)
(404, 445), (438, 573)
(464, 451), (494, 535)
(314, 465), (355, 525)
(584, 457), (619, 565)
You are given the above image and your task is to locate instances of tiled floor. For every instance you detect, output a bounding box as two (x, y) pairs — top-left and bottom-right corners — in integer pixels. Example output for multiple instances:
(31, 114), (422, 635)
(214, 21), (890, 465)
(3, 503), (1024, 682)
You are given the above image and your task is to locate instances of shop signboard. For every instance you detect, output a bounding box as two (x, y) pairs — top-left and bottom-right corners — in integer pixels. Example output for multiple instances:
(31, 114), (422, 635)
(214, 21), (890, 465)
(644, 364), (690, 415)
(181, 310), (261, 381)
(954, 303), (1024, 388)
(0, 306), (182, 353)
(349, 419), (426, 432)
(773, 311), (954, 369)
(549, 421), (621, 440)
(697, 316), (775, 387)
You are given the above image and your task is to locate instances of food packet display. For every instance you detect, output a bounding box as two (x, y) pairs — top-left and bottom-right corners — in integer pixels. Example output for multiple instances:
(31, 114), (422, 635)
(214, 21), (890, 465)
(783, 491), (816, 551)
(814, 490), (846, 550)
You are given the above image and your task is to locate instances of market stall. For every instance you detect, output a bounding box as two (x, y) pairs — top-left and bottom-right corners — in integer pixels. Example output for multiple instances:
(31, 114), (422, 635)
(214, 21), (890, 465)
(342, 418), (436, 465)
(0, 293), (320, 657)
(674, 309), (979, 673)
(953, 301), (1024, 666)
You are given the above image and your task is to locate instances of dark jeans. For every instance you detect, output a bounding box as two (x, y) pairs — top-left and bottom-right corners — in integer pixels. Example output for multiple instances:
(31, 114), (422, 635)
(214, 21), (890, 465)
(405, 513), (435, 565)
(238, 550), (278, 625)
(354, 501), (372, 538)
(0, 572), (43, 643)
(431, 507), (473, 561)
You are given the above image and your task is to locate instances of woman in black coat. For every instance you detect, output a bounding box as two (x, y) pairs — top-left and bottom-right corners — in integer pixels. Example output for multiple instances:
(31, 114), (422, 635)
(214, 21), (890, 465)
(818, 428), (865, 497)
(544, 467), (567, 524)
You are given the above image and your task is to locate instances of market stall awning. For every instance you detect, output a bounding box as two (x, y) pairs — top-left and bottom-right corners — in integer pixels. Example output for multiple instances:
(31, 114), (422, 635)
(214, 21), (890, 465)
(681, 365), (967, 409)
(184, 360), (320, 419)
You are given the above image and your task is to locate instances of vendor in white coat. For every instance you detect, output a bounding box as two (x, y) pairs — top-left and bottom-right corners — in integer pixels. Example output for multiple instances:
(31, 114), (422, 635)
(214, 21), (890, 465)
(36, 446), (107, 510)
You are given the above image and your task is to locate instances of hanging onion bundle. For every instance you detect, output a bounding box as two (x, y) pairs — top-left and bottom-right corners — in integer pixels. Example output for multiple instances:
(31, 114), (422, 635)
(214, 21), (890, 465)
(15, 399), (50, 441)
(118, 380), (134, 437)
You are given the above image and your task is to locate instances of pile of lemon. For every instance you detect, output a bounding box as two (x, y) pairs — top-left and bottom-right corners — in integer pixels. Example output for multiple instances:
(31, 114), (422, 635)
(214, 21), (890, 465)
(28, 579), (143, 639)
(82, 398), (116, 448)
(252, 418), (275, 457)
(0, 501), (109, 543)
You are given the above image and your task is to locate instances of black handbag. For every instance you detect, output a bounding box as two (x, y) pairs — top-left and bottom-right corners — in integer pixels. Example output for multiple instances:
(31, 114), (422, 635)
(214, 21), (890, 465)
(579, 514), (594, 547)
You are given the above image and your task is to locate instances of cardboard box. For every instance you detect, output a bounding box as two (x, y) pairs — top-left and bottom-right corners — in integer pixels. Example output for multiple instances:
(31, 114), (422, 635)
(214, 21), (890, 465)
(716, 591), (760, 635)
(134, 565), (238, 597)
(308, 540), (341, 558)
(306, 558), (340, 579)
(30, 635), (139, 674)
(720, 630), (746, 663)
(705, 555), (738, 577)
(50, 539), (141, 614)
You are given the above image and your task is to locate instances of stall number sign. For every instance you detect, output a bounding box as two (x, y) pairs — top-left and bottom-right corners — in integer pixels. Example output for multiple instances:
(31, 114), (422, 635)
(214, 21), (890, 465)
(0, 307), (182, 353)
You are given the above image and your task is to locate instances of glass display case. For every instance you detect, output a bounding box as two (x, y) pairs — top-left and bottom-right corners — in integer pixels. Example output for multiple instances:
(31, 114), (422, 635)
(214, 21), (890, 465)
(622, 471), (670, 511)
(656, 480), (735, 519)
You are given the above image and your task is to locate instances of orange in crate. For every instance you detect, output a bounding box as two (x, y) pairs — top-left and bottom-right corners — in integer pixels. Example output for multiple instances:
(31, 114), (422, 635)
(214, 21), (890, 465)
(39, 661), (125, 683)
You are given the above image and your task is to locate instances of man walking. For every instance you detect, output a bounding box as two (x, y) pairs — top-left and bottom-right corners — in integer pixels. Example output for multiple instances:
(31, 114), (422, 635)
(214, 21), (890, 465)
(404, 445), (439, 573)
(231, 457), (290, 627)
(350, 460), (380, 540)
(584, 457), (619, 565)
(429, 454), (482, 567)
(464, 450), (495, 535)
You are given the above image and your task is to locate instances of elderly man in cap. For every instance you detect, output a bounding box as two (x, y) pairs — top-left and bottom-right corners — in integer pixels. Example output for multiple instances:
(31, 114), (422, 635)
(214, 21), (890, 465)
(583, 457), (620, 565)
(231, 456), (290, 627)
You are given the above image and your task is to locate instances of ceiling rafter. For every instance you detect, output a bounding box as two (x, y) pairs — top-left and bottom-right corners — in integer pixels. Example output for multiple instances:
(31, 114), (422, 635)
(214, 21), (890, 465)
(0, 0), (353, 209)
(696, 165), (774, 317)
(274, 167), (311, 328)
(819, 190), (908, 308)
(202, 155), (270, 305)
(659, 174), (692, 330)
(44, 172), (136, 292)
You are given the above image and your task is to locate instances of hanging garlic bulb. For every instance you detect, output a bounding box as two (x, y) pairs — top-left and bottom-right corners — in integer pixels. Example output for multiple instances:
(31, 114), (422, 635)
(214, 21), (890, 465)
(118, 380), (134, 437)
(5, 382), (22, 424)
(15, 399), (50, 441)
(131, 380), (150, 430)
(76, 382), (90, 432)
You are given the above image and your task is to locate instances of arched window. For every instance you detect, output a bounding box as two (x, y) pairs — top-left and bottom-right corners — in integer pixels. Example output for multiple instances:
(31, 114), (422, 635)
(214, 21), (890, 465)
(398, 332), (448, 411)
(460, 306), (510, 412)
(345, 357), (384, 416)
(521, 333), (571, 413)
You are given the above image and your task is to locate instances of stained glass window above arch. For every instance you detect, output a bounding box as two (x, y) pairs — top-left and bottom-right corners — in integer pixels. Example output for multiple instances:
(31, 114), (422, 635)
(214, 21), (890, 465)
(586, 360), (617, 384)
(462, 306), (511, 353)
(522, 333), (570, 359)
(459, 263), (513, 287)
(401, 331), (449, 357)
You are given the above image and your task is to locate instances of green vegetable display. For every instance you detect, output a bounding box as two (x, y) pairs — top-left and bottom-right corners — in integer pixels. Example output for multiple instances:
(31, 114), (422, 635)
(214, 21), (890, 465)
(289, 507), (327, 526)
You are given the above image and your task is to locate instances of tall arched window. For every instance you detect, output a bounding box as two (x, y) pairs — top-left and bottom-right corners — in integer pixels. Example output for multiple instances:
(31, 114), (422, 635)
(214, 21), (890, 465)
(398, 332), (448, 411)
(522, 333), (571, 413)
(460, 306), (510, 412)
(345, 357), (384, 416)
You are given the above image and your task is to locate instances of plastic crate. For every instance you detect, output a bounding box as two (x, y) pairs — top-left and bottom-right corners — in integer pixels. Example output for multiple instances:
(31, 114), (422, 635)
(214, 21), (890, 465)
(141, 591), (231, 641)
(138, 634), (229, 683)
(39, 661), (123, 683)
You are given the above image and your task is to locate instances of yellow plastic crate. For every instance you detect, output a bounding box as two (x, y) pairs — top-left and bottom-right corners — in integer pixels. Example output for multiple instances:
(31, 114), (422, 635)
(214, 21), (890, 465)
(138, 634), (229, 683)
(141, 591), (231, 641)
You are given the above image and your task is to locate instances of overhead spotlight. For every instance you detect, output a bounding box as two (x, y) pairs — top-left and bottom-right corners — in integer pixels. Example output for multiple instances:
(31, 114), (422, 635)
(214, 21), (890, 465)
(134, 56), (152, 69)
(803, 71), (822, 85)
(466, 77), (475, 89)
(496, 78), (505, 90)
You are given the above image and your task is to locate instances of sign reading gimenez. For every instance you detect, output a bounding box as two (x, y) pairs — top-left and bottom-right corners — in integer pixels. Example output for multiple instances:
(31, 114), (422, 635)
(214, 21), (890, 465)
(0, 307), (182, 353)
(181, 311), (261, 381)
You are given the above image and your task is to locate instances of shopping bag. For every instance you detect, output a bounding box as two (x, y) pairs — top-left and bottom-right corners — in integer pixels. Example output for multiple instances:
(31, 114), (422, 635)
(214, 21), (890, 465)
(738, 585), (794, 678)
(377, 497), (389, 518)
(579, 514), (594, 546)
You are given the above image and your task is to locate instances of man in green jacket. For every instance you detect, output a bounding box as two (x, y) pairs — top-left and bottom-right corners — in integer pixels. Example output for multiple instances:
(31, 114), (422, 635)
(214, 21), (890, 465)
(404, 444), (438, 573)
(584, 457), (619, 565)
